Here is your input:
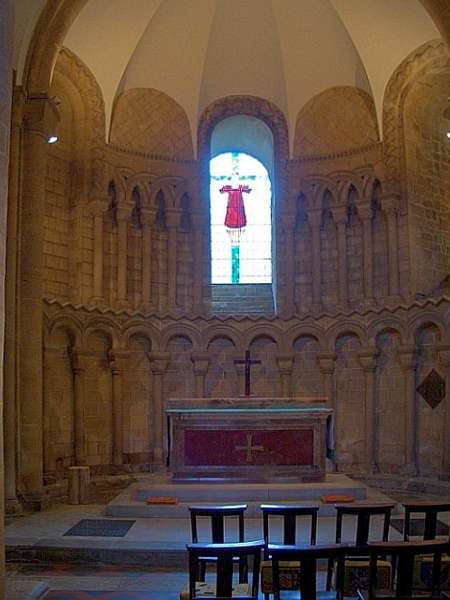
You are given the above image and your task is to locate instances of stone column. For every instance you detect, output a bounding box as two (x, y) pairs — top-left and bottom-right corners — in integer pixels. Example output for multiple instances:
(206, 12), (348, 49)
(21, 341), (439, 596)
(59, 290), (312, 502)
(317, 352), (337, 409)
(192, 213), (204, 313)
(71, 351), (90, 466)
(358, 349), (379, 471)
(438, 345), (450, 473)
(19, 95), (59, 494)
(309, 209), (322, 311)
(282, 215), (296, 315)
(191, 352), (210, 398)
(398, 346), (418, 474)
(383, 194), (400, 299)
(109, 351), (129, 466)
(43, 346), (65, 474)
(116, 207), (129, 307)
(90, 201), (106, 303)
(334, 207), (348, 308)
(276, 355), (294, 398)
(4, 88), (24, 513)
(141, 209), (154, 309)
(359, 203), (374, 304)
(150, 352), (170, 469)
(166, 210), (181, 311)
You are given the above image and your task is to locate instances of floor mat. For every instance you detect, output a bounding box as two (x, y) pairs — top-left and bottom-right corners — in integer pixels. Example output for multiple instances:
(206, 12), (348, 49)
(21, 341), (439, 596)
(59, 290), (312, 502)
(63, 519), (135, 537)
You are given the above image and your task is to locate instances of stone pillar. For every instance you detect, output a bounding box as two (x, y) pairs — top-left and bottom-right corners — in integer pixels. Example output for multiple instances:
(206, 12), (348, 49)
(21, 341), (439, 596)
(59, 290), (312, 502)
(192, 213), (204, 313)
(191, 352), (210, 398)
(19, 95), (59, 494)
(116, 207), (129, 307)
(141, 209), (154, 309)
(109, 351), (129, 466)
(359, 203), (374, 304)
(276, 355), (294, 398)
(71, 351), (90, 465)
(334, 207), (348, 307)
(309, 209), (322, 311)
(90, 201), (106, 303)
(282, 215), (296, 315)
(166, 210), (181, 311)
(398, 346), (418, 474)
(317, 352), (337, 410)
(438, 345), (450, 473)
(358, 349), (379, 471)
(150, 352), (170, 469)
(43, 346), (65, 474)
(383, 194), (400, 299)
(68, 466), (90, 505)
(4, 88), (24, 513)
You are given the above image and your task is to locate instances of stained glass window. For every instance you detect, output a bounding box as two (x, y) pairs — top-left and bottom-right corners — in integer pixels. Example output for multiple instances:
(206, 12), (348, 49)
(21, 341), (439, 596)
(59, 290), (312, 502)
(210, 152), (272, 284)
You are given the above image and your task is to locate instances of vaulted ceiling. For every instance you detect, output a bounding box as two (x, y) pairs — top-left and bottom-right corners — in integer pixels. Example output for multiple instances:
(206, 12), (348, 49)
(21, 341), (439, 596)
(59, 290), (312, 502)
(13, 0), (441, 148)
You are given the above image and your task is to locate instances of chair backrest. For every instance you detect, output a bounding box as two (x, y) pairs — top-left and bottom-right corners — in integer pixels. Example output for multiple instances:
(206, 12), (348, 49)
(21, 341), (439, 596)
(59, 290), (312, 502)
(334, 502), (396, 545)
(363, 539), (450, 599)
(189, 504), (247, 544)
(260, 504), (319, 547)
(402, 501), (450, 541)
(187, 540), (264, 599)
(269, 542), (353, 600)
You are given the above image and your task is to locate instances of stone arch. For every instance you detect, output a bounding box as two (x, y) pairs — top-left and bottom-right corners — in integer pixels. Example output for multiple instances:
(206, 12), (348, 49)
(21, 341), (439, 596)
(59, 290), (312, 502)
(123, 323), (160, 351)
(407, 314), (445, 343)
(47, 315), (82, 348)
(292, 334), (324, 399)
(242, 326), (281, 350)
(204, 327), (240, 351)
(165, 334), (195, 398)
(294, 86), (379, 158)
(368, 318), (406, 345)
(383, 39), (450, 191)
(161, 326), (201, 351)
(326, 323), (366, 350)
(205, 334), (240, 398)
(247, 333), (281, 397)
(289, 326), (326, 350)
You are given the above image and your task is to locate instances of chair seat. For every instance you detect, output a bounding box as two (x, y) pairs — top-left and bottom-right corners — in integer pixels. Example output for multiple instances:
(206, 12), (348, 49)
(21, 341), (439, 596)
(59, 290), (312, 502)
(412, 553), (450, 590)
(261, 559), (301, 594)
(180, 580), (252, 599)
(343, 559), (391, 595)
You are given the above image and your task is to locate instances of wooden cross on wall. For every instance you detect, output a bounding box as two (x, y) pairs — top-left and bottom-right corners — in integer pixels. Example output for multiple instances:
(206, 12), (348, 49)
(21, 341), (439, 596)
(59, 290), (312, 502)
(234, 350), (261, 397)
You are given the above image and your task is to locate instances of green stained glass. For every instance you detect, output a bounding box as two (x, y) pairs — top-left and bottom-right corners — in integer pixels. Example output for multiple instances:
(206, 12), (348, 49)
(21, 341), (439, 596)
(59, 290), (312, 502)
(231, 245), (240, 283)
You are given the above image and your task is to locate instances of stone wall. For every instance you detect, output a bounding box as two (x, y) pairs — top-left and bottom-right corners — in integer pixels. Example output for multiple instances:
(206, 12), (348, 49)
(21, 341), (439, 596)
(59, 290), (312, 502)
(7, 40), (450, 496)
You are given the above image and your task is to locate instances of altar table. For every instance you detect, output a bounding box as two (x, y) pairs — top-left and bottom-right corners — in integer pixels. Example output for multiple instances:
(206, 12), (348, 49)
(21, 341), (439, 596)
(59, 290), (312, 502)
(166, 398), (332, 482)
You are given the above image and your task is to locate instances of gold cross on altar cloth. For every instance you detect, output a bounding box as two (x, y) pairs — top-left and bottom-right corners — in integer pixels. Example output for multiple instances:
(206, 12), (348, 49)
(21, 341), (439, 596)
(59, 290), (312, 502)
(235, 433), (264, 463)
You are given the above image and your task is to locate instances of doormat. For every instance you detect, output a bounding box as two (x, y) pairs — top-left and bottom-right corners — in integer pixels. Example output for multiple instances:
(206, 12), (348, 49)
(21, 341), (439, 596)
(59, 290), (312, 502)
(390, 518), (449, 537)
(63, 519), (135, 537)
(46, 592), (180, 599)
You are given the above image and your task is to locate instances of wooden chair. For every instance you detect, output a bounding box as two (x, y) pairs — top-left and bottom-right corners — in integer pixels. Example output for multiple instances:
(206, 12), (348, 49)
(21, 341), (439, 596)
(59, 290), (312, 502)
(189, 504), (248, 581)
(357, 539), (450, 600)
(327, 502), (396, 594)
(269, 541), (353, 600)
(260, 504), (319, 598)
(402, 501), (450, 541)
(181, 540), (264, 600)
(402, 501), (450, 591)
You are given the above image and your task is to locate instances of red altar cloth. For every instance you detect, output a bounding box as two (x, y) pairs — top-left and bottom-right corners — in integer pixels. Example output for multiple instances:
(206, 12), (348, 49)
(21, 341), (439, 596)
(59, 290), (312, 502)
(184, 429), (313, 467)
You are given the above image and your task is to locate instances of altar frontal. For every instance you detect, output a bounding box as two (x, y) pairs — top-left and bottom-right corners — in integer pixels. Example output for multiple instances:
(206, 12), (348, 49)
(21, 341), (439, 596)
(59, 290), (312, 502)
(166, 398), (332, 482)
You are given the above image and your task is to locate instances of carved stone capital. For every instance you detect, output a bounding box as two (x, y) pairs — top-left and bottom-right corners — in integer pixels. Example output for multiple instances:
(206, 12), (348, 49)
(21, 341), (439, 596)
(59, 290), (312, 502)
(358, 202), (373, 222)
(398, 345), (417, 372)
(108, 350), (130, 374)
(358, 349), (379, 372)
(333, 206), (347, 227)
(316, 352), (337, 375)
(23, 95), (60, 138)
(141, 209), (155, 227)
(276, 354), (294, 374)
(191, 352), (210, 375)
(166, 209), (182, 229)
(88, 200), (108, 218)
(437, 344), (450, 368)
(150, 352), (170, 373)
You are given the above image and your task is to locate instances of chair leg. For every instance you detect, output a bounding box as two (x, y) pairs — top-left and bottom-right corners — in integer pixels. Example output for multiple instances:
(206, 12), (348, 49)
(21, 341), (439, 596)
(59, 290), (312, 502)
(326, 557), (334, 590)
(239, 556), (248, 583)
(199, 561), (206, 582)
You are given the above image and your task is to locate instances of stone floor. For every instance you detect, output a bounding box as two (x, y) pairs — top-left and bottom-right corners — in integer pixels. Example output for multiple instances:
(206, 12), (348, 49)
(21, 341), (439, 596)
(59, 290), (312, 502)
(5, 484), (449, 599)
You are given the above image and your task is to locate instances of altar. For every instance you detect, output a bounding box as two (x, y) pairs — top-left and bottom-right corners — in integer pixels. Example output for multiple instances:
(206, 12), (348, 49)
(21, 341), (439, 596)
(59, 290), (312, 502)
(166, 398), (332, 482)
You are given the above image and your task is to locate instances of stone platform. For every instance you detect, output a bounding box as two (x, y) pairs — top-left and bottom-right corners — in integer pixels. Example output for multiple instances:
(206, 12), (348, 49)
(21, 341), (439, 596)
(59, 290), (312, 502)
(106, 473), (368, 518)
